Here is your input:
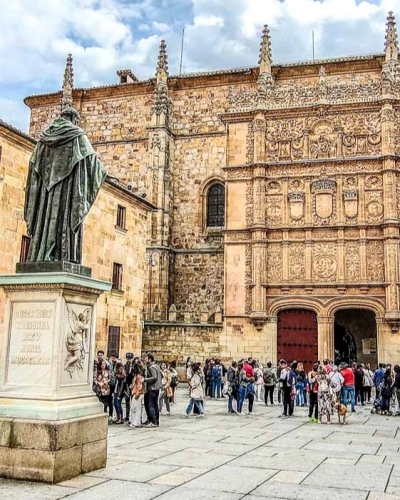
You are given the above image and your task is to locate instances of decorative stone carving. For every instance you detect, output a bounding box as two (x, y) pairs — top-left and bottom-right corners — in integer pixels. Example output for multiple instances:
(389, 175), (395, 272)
(365, 191), (384, 223)
(343, 189), (358, 219)
(64, 305), (91, 377)
(288, 192), (305, 221)
(345, 242), (360, 282)
(313, 243), (337, 281)
(312, 172), (337, 223)
(267, 244), (282, 283)
(366, 240), (384, 282)
(289, 243), (305, 282)
(266, 195), (282, 225)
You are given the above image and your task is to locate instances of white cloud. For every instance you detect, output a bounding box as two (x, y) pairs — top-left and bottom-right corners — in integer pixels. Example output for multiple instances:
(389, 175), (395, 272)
(0, 0), (398, 130)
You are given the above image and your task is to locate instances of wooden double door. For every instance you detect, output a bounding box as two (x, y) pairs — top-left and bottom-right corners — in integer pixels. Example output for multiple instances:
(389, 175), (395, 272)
(277, 309), (318, 373)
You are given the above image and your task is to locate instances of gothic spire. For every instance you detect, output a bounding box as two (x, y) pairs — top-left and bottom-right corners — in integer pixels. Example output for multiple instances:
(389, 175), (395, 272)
(156, 40), (169, 84)
(258, 25), (272, 75)
(61, 53), (74, 108)
(257, 25), (273, 91)
(385, 11), (399, 62)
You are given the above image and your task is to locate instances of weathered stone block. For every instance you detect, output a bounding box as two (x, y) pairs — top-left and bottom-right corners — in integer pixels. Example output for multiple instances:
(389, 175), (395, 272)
(0, 418), (12, 447)
(82, 438), (107, 473)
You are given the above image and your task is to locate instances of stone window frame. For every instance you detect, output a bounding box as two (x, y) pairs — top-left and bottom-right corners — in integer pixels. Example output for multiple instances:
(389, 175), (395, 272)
(200, 176), (226, 235)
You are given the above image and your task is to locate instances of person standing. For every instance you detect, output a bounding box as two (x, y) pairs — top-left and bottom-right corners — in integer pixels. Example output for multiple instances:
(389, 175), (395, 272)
(329, 365), (344, 403)
(124, 353), (134, 421)
(393, 365), (400, 414)
(237, 361), (252, 414)
(379, 367), (393, 415)
(316, 366), (336, 424)
(130, 360), (145, 428)
(308, 363), (319, 423)
(246, 378), (256, 415)
(323, 358), (332, 375)
(363, 363), (374, 404)
(185, 363), (205, 417)
(263, 362), (277, 406)
(94, 361), (111, 414)
(354, 364), (365, 406)
(211, 359), (223, 399)
(254, 361), (264, 402)
(113, 362), (127, 425)
(144, 354), (163, 427)
(295, 363), (306, 407)
(374, 363), (385, 400)
(341, 362), (356, 412)
(169, 360), (179, 404)
(227, 361), (238, 413)
(279, 359), (296, 417)
(159, 362), (172, 415)
(107, 352), (117, 421)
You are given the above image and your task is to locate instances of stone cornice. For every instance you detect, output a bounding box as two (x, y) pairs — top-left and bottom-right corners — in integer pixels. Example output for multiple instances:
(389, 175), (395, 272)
(104, 177), (156, 211)
(0, 120), (35, 151)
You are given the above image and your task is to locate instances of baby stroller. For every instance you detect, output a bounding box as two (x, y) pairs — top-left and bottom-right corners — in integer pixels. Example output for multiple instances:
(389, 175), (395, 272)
(370, 393), (383, 414)
(371, 383), (394, 415)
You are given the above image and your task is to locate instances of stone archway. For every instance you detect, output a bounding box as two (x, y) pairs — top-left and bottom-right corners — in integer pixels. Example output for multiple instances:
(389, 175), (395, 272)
(334, 309), (378, 367)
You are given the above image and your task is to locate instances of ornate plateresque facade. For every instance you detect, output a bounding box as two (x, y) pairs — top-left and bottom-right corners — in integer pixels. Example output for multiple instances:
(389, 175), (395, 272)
(22, 13), (400, 364)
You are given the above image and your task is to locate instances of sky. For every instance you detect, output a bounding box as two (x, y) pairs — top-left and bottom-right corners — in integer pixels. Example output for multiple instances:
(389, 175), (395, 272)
(0, 0), (399, 131)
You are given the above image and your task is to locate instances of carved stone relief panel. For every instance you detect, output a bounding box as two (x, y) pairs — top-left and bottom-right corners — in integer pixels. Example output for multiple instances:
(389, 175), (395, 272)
(312, 173), (337, 225)
(366, 240), (384, 282)
(267, 244), (282, 283)
(289, 242), (305, 282)
(265, 180), (282, 226)
(265, 118), (305, 162)
(345, 241), (360, 282)
(312, 242), (338, 282)
(245, 181), (253, 226)
(341, 112), (381, 157)
(365, 190), (384, 224)
(309, 120), (337, 159)
(245, 244), (252, 315)
(288, 179), (305, 226)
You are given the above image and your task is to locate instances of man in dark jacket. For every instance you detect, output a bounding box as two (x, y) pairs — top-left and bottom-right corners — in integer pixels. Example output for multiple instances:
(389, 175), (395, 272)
(124, 353), (134, 421)
(144, 353), (163, 427)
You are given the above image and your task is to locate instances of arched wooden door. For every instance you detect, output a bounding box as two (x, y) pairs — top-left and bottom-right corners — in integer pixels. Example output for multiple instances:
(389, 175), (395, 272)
(277, 309), (318, 373)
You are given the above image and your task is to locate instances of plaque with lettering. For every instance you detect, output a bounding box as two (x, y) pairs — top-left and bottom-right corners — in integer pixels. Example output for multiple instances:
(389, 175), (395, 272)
(5, 301), (55, 387)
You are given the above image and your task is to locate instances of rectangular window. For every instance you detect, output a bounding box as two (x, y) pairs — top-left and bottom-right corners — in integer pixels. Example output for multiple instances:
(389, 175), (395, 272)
(107, 326), (121, 356)
(20, 235), (31, 263)
(116, 205), (126, 229)
(112, 263), (123, 291)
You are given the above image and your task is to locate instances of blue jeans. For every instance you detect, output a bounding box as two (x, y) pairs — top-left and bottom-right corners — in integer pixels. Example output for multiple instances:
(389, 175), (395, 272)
(186, 398), (204, 415)
(211, 378), (222, 398)
(343, 385), (355, 411)
(295, 383), (304, 406)
(113, 394), (123, 417)
(228, 394), (235, 412)
(237, 385), (247, 413)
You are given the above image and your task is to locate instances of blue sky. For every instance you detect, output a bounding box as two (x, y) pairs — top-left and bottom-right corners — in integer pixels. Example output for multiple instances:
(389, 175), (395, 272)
(0, 0), (398, 131)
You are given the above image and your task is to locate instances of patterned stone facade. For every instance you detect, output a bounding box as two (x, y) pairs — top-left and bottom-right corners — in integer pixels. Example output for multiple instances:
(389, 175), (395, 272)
(13, 12), (400, 363)
(0, 121), (153, 358)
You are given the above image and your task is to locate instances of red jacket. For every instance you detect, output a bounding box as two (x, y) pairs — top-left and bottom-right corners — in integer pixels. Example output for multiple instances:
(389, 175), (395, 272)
(341, 367), (355, 386)
(244, 363), (254, 378)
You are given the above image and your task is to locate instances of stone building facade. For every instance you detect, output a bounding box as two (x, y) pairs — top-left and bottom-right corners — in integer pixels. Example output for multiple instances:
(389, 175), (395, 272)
(19, 12), (400, 366)
(0, 120), (154, 358)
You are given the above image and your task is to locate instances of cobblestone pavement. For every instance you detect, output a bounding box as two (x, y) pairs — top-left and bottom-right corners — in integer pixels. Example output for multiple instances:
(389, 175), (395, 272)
(1, 391), (400, 499)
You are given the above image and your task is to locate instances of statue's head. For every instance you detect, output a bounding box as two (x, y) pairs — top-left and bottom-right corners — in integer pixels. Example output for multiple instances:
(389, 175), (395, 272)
(61, 105), (80, 125)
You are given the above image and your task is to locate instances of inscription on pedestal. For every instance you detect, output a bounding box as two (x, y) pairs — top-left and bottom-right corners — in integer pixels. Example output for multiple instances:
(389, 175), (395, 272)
(6, 301), (55, 386)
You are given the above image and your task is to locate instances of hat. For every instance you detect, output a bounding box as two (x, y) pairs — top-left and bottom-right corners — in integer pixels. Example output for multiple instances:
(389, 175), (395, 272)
(125, 352), (134, 359)
(61, 105), (80, 120)
(339, 362), (348, 369)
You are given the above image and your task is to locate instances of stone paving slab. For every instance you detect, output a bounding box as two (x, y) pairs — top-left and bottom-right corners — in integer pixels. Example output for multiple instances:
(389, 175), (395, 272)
(249, 482), (369, 500)
(65, 480), (171, 499)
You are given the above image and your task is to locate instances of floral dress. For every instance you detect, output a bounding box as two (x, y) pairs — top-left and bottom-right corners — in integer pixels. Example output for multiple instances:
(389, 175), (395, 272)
(316, 374), (335, 415)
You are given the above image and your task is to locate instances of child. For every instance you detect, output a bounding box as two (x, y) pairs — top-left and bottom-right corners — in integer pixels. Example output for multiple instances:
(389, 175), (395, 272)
(247, 379), (256, 414)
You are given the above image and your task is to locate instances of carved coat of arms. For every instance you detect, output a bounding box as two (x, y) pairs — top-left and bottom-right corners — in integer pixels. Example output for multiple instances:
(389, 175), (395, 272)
(343, 189), (358, 218)
(288, 192), (305, 220)
(312, 174), (336, 220)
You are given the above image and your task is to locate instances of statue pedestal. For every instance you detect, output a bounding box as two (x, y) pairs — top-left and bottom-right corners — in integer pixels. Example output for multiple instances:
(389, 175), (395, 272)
(0, 272), (111, 483)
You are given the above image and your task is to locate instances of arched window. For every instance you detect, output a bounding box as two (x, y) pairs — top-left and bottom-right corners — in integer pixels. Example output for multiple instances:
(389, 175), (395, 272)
(207, 184), (225, 227)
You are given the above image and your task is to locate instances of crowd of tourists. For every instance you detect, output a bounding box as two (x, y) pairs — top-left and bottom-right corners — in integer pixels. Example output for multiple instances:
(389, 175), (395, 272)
(92, 351), (400, 427)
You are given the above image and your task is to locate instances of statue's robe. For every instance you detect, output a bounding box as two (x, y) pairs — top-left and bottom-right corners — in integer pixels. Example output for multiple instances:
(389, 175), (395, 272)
(25, 118), (107, 263)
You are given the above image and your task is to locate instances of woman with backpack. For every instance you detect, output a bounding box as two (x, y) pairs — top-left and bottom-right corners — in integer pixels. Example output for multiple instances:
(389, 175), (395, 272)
(211, 359), (223, 399)
(316, 366), (336, 424)
(263, 362), (278, 406)
(237, 361), (253, 414)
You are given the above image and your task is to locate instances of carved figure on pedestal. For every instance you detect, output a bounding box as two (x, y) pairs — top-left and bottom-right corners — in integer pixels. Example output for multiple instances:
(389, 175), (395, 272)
(64, 306), (91, 376)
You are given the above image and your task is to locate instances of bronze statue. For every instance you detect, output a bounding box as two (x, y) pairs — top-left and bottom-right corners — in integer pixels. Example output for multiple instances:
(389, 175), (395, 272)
(24, 106), (107, 264)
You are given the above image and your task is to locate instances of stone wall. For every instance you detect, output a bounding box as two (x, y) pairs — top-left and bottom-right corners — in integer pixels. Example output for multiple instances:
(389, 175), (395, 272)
(170, 251), (224, 320)
(142, 323), (223, 364)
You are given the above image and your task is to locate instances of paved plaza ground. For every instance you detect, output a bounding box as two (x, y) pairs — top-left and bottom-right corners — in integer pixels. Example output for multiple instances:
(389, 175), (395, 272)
(2, 390), (400, 499)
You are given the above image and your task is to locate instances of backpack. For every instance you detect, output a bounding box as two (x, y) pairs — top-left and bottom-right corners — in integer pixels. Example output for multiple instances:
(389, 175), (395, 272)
(212, 365), (222, 380)
(246, 382), (256, 398)
(318, 376), (329, 392)
(263, 369), (275, 385)
(287, 370), (296, 387)
(170, 372), (179, 388)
